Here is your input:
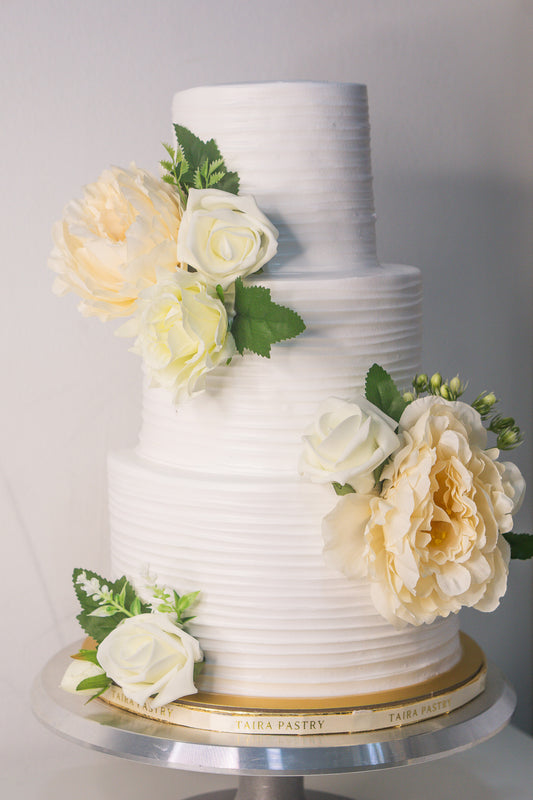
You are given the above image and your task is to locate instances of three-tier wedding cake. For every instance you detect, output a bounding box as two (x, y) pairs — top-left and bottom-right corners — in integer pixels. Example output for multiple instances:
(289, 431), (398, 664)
(109, 83), (461, 696)
(54, 82), (526, 735)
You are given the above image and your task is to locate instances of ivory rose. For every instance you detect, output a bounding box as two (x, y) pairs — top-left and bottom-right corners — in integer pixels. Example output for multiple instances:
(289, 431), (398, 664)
(323, 396), (521, 626)
(97, 613), (203, 707)
(49, 165), (182, 319)
(120, 270), (236, 402)
(299, 396), (400, 493)
(176, 188), (278, 289)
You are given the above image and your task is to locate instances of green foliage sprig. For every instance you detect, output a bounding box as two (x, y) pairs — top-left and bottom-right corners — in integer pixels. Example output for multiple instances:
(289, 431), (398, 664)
(365, 364), (407, 423)
(402, 371), (523, 451)
(161, 125), (239, 204)
(73, 568), (150, 644)
(69, 569), (202, 699)
(75, 670), (113, 700)
(144, 582), (200, 627)
(161, 127), (305, 359)
(72, 568), (201, 641)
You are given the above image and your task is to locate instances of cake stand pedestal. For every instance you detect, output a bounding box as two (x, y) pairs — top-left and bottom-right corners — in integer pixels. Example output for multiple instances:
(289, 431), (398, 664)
(32, 644), (516, 800)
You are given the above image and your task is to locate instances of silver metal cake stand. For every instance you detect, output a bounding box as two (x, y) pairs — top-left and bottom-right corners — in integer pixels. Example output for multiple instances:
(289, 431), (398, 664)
(32, 643), (516, 800)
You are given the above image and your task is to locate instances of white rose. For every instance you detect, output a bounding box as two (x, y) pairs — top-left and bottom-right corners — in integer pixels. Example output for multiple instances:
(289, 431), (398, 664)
(299, 396), (400, 493)
(120, 270), (236, 402)
(97, 614), (203, 708)
(49, 164), (182, 320)
(323, 396), (514, 626)
(176, 188), (278, 289)
(60, 659), (106, 696)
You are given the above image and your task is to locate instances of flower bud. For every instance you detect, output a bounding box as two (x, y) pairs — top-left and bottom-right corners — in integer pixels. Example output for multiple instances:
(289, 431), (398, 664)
(472, 391), (498, 418)
(497, 425), (523, 450)
(449, 376), (461, 393)
(489, 414), (515, 433)
(403, 391), (415, 403)
(429, 373), (442, 392)
(413, 374), (428, 393)
(439, 383), (451, 400)
(449, 375), (466, 399)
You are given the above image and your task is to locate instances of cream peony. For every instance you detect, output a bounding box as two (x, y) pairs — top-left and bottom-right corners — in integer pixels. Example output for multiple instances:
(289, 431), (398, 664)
(323, 396), (521, 626)
(60, 658), (106, 695)
(176, 188), (278, 289)
(49, 164), (183, 320)
(498, 460), (526, 514)
(120, 270), (236, 402)
(299, 396), (400, 493)
(97, 613), (203, 707)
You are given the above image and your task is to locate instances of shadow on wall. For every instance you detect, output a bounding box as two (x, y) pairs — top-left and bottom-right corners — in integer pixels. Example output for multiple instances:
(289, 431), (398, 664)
(375, 174), (532, 389)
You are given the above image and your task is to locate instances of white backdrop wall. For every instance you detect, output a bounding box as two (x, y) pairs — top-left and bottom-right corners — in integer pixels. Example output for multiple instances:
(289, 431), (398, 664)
(2, 0), (532, 791)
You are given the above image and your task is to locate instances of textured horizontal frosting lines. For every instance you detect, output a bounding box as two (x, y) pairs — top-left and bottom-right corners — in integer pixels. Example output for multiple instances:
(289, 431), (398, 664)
(172, 82), (378, 274)
(137, 268), (422, 472)
(109, 451), (461, 697)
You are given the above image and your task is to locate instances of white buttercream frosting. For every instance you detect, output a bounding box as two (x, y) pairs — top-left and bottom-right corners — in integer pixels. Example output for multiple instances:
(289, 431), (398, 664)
(137, 267), (422, 473)
(172, 82), (378, 276)
(109, 451), (460, 696)
(108, 82), (462, 698)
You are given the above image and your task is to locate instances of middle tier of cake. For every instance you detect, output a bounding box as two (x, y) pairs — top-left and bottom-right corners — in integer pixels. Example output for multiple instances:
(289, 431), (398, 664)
(136, 267), (423, 472)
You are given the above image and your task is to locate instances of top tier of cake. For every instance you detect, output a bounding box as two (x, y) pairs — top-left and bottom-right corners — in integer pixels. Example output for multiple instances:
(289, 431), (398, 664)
(172, 82), (378, 276)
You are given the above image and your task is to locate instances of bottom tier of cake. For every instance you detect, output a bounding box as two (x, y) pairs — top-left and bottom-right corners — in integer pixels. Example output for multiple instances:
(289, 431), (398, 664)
(100, 634), (485, 736)
(109, 451), (463, 699)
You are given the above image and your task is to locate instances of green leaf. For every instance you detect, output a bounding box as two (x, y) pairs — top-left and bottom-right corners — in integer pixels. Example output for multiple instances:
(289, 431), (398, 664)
(87, 685), (112, 702)
(162, 142), (176, 160)
(174, 125), (219, 172)
(73, 649), (100, 666)
(76, 674), (111, 692)
(192, 166), (202, 189)
(130, 596), (142, 616)
(365, 364), (406, 423)
(208, 170), (226, 187)
(77, 673), (113, 701)
(172, 124), (239, 197)
(73, 569), (149, 644)
(193, 660), (205, 682)
(176, 590), (200, 613)
(374, 462), (387, 484)
(118, 581), (127, 606)
(332, 482), (356, 496)
(89, 604), (119, 617)
(231, 278), (306, 357)
(216, 170), (239, 195)
(209, 157), (224, 173)
(503, 532), (533, 560)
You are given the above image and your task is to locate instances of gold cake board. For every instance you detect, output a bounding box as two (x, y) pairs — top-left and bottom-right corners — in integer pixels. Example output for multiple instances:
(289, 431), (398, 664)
(101, 633), (486, 736)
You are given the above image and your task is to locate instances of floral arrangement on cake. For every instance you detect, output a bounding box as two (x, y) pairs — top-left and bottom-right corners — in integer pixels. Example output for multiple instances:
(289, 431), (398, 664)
(61, 569), (203, 706)
(49, 126), (305, 402)
(300, 365), (532, 627)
